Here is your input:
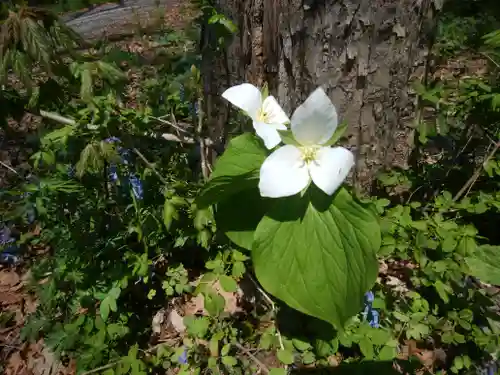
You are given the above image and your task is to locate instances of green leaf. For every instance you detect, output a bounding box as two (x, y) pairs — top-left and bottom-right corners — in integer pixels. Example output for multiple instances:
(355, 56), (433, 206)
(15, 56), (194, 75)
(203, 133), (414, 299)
(465, 245), (500, 285)
(378, 345), (397, 361)
(323, 121), (348, 146)
(219, 275), (238, 293)
(196, 133), (267, 209)
(197, 172), (259, 208)
(222, 356), (238, 367)
(292, 338), (312, 352)
(211, 133), (268, 179)
(203, 291), (225, 316)
(277, 349), (295, 365)
(216, 188), (271, 250)
(253, 187), (380, 328)
(359, 337), (374, 360)
(278, 130), (301, 146)
(163, 199), (179, 230)
(269, 369), (287, 375)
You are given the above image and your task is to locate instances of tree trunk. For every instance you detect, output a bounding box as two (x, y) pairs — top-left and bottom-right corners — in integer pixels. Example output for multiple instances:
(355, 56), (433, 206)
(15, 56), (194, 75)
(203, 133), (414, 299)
(202, 0), (439, 192)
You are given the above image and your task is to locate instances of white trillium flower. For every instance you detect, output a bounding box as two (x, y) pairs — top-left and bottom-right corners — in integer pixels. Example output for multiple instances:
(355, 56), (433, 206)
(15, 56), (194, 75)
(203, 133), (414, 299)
(222, 83), (290, 149)
(259, 88), (355, 198)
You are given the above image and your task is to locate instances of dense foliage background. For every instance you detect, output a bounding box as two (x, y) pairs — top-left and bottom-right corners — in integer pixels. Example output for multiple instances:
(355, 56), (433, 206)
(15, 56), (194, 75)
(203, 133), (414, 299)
(1, 0), (500, 374)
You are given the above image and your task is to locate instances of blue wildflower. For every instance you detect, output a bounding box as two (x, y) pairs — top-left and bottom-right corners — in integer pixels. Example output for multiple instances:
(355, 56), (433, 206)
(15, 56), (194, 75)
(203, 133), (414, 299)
(365, 291), (374, 303)
(104, 136), (121, 143)
(0, 226), (14, 245)
(178, 349), (188, 364)
(129, 175), (143, 200)
(363, 290), (380, 328)
(109, 164), (119, 182)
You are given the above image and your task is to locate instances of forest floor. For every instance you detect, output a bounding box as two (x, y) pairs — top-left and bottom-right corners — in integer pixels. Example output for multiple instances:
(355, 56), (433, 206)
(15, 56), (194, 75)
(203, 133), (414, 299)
(0, 2), (195, 374)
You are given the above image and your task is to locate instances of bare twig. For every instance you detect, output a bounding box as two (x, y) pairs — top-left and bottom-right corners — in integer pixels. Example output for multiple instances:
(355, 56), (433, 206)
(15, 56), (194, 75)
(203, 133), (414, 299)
(248, 275), (284, 351)
(453, 140), (500, 202)
(132, 148), (169, 186)
(152, 115), (192, 133)
(0, 161), (19, 175)
(235, 342), (270, 374)
(37, 110), (213, 146)
(40, 110), (76, 125)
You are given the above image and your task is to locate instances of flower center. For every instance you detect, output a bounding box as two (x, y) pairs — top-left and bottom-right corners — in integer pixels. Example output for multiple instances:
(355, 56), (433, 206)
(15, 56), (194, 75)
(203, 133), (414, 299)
(256, 108), (269, 123)
(300, 146), (319, 164)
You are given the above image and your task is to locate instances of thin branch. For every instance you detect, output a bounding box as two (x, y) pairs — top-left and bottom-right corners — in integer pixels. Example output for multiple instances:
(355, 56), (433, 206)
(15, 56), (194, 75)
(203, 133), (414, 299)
(132, 148), (169, 186)
(248, 275), (284, 351)
(151, 115), (192, 133)
(37, 110), (213, 146)
(40, 110), (76, 125)
(235, 342), (270, 374)
(0, 161), (19, 175)
(453, 140), (500, 202)
(161, 132), (214, 146)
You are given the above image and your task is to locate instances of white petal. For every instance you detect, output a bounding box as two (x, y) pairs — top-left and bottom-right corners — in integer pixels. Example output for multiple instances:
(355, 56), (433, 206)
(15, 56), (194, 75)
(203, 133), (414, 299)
(222, 83), (262, 118)
(291, 87), (338, 146)
(253, 121), (282, 149)
(261, 96), (290, 125)
(308, 146), (354, 195)
(259, 145), (310, 198)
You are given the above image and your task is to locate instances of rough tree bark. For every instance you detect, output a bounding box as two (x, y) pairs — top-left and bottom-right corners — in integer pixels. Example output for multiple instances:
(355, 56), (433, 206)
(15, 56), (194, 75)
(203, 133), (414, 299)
(202, 0), (439, 192)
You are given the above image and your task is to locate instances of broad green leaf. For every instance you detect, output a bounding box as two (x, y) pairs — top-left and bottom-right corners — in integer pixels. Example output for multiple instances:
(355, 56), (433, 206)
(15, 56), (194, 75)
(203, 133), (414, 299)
(197, 172), (258, 208)
(359, 337), (374, 359)
(465, 245), (500, 285)
(196, 133), (267, 208)
(277, 349), (294, 365)
(211, 133), (267, 179)
(269, 369), (287, 375)
(215, 188), (271, 250)
(219, 275), (238, 293)
(253, 187), (380, 328)
(378, 345), (397, 361)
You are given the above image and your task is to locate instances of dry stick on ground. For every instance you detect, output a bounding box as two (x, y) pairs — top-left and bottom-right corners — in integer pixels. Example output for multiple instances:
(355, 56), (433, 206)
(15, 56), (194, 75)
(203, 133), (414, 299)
(453, 139), (500, 202)
(234, 342), (270, 374)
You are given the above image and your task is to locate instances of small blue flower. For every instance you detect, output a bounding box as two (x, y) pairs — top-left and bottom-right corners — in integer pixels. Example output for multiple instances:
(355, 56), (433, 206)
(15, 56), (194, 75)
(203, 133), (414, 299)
(119, 148), (131, 165)
(369, 309), (380, 328)
(0, 226), (14, 245)
(362, 290), (380, 328)
(104, 137), (121, 143)
(0, 251), (21, 265)
(129, 175), (143, 200)
(178, 349), (188, 364)
(365, 291), (374, 303)
(109, 164), (119, 182)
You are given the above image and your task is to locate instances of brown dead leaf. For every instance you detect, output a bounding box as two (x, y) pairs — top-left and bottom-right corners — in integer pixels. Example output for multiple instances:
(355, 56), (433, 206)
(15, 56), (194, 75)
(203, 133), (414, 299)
(0, 270), (21, 289)
(0, 291), (23, 306)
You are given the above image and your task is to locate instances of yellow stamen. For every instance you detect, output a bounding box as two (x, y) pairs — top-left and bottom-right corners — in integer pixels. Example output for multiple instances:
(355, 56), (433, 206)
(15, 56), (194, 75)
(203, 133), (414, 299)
(300, 146), (319, 164)
(256, 108), (269, 123)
